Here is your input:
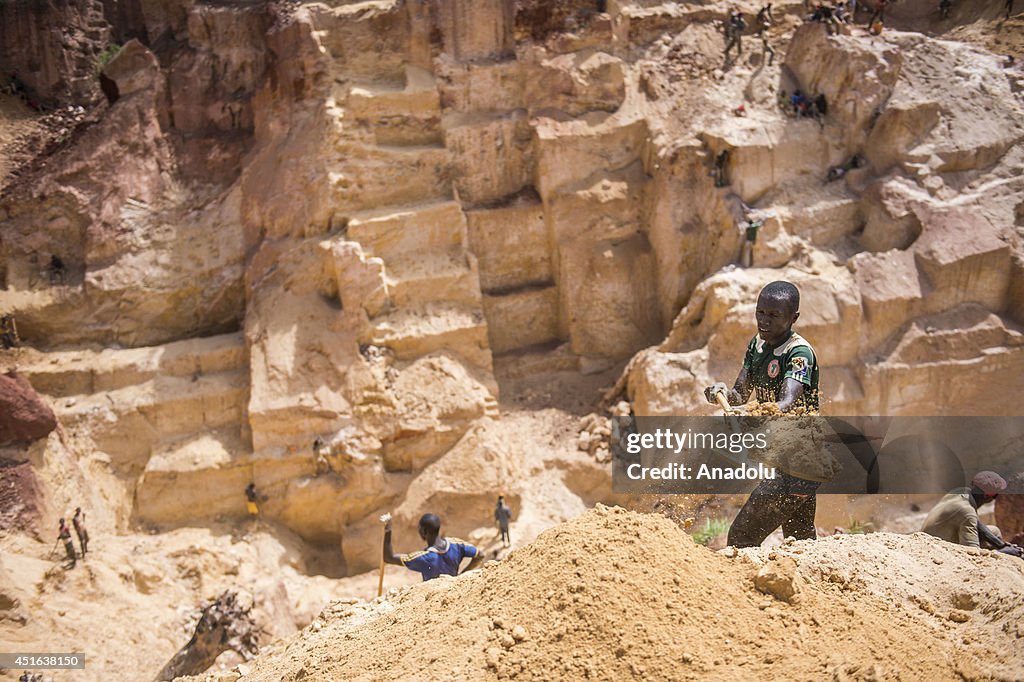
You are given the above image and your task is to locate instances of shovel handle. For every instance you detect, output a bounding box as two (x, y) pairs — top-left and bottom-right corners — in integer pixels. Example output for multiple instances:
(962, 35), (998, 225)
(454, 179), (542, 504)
(377, 513), (391, 598)
(715, 390), (733, 414)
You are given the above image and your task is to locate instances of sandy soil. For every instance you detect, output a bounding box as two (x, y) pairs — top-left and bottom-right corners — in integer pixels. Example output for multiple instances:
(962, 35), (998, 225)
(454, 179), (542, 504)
(0, 520), (428, 682)
(209, 506), (1024, 682)
(938, 11), (1024, 60)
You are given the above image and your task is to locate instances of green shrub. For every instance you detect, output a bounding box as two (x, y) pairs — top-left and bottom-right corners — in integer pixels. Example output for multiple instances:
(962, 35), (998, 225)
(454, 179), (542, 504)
(96, 44), (122, 75)
(691, 517), (731, 546)
(846, 517), (875, 534)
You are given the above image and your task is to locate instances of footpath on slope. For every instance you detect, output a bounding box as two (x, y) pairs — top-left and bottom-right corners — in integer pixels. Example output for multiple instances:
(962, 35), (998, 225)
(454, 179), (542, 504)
(209, 506), (1024, 682)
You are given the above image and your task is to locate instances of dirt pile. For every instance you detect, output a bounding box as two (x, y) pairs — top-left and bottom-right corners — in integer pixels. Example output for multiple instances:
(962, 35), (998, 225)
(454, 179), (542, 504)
(745, 531), (1024, 678)
(218, 507), (1024, 681)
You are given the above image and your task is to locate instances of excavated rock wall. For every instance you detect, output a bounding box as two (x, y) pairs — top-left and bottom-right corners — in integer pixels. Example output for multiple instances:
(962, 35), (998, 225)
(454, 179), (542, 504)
(1, 0), (1022, 576)
(0, 0), (275, 349)
(0, 0), (111, 107)
(625, 15), (1024, 417)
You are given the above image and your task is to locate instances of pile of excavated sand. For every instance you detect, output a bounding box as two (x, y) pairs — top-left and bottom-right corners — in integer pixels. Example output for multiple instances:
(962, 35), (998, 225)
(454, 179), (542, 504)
(744, 531), (1024, 679)
(212, 506), (1024, 681)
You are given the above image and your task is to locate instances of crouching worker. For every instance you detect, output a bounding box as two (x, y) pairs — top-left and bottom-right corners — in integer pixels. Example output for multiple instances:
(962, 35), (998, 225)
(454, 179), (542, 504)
(383, 513), (484, 580)
(922, 471), (1024, 558)
(703, 281), (823, 548)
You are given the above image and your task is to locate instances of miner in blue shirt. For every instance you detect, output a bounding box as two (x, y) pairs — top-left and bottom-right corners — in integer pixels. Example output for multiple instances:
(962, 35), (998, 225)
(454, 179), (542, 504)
(383, 513), (483, 580)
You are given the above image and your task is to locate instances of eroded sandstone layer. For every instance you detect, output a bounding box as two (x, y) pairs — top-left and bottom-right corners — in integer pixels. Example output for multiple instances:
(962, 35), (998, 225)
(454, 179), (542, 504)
(0, 1), (1023, 678)
(2, 0), (1023, 572)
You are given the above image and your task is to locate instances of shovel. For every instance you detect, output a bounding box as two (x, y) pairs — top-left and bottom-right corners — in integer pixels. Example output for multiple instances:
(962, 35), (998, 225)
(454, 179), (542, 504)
(377, 513), (391, 597)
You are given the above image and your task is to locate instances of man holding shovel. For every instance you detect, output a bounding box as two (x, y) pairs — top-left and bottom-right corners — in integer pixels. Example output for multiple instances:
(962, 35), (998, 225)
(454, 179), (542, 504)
(703, 281), (822, 548)
(381, 513), (483, 582)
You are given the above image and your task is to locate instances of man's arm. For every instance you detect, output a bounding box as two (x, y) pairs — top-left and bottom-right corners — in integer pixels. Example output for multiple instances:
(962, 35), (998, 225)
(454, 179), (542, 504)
(775, 378), (806, 413)
(461, 550), (485, 574)
(458, 542), (485, 574)
(977, 521), (1007, 550)
(706, 368), (753, 407)
(729, 367), (754, 405)
(382, 518), (403, 566)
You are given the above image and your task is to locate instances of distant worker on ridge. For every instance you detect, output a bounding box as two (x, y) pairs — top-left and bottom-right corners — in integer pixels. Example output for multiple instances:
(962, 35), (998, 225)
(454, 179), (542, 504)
(740, 218), (763, 268)
(382, 513), (483, 581)
(834, 1), (849, 24)
(495, 496), (513, 548)
(756, 4), (776, 65)
(723, 8), (747, 62)
(712, 149), (731, 187)
(826, 155), (862, 182)
(867, 0), (888, 27)
(0, 314), (19, 349)
(58, 518), (76, 568)
(245, 483), (260, 517)
(811, 2), (841, 34)
(72, 507), (89, 558)
(791, 90), (811, 117)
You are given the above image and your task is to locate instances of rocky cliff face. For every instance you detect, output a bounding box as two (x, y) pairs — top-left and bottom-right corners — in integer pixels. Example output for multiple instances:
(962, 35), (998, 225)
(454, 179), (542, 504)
(625, 15), (1024, 418)
(0, 0), (112, 107)
(1, 0), (1022, 582)
(0, 371), (57, 446)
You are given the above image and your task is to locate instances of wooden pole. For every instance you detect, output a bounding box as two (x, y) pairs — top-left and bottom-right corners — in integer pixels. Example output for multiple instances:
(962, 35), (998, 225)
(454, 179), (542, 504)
(716, 391), (733, 414)
(377, 539), (386, 598)
(377, 513), (391, 598)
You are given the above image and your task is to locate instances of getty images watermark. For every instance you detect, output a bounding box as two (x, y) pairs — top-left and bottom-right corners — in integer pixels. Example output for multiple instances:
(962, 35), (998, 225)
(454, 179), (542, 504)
(612, 416), (1024, 495)
(622, 427), (772, 481)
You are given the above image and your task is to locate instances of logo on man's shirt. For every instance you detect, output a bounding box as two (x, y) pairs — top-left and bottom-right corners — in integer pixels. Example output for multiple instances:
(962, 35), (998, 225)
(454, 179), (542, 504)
(790, 352), (806, 374)
(767, 358), (780, 378)
(789, 356), (808, 379)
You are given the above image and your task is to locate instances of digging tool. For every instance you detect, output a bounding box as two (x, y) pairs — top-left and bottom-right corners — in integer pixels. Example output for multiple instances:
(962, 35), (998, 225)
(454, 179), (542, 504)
(715, 390), (733, 414)
(714, 389), (750, 416)
(378, 513), (391, 597)
(713, 388), (753, 467)
(46, 536), (60, 561)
